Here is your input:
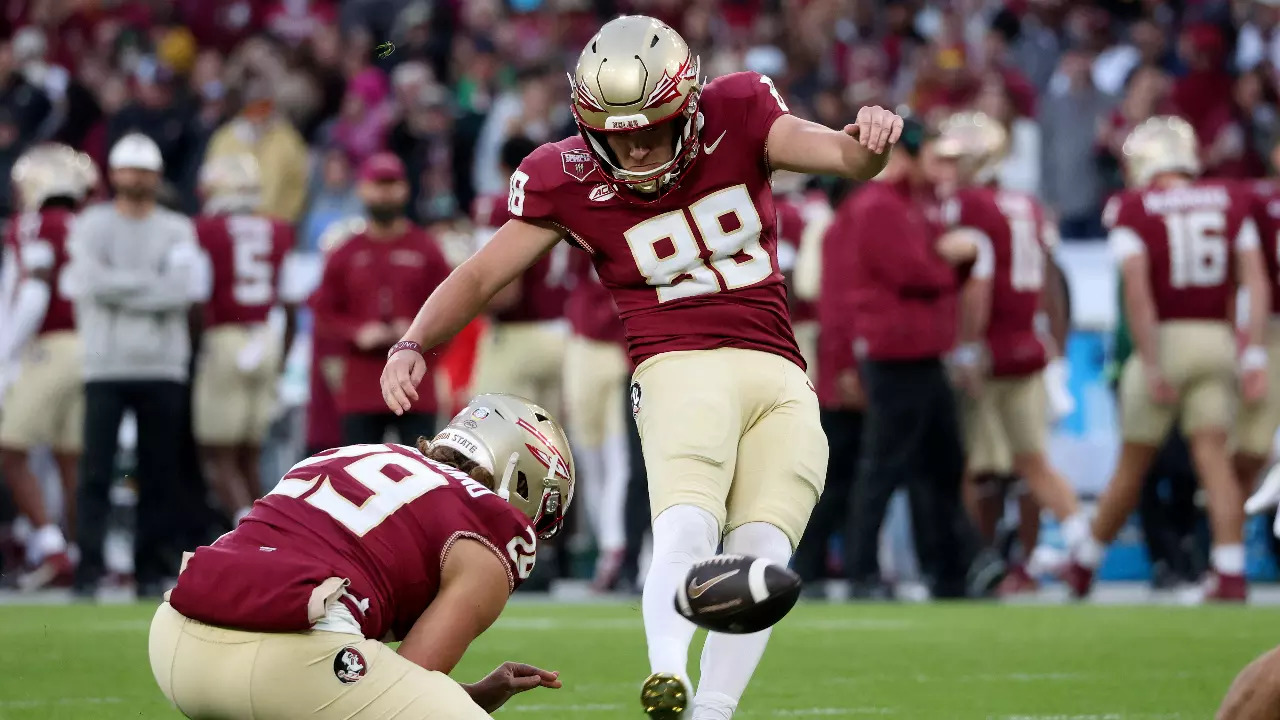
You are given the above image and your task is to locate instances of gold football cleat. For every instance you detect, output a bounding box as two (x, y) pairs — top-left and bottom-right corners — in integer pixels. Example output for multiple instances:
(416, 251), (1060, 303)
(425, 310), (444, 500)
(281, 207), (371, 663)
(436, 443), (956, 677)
(640, 672), (689, 719)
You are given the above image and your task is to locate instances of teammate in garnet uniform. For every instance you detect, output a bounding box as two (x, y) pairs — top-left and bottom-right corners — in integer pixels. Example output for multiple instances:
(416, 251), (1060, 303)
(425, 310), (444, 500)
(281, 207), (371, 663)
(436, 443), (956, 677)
(470, 135), (573, 415)
(1066, 117), (1271, 602)
(1236, 178), (1280, 494)
(773, 170), (820, 375)
(381, 15), (904, 720)
(192, 154), (307, 525)
(0, 143), (97, 590)
(931, 112), (1087, 594)
(563, 249), (631, 590)
(149, 394), (571, 719)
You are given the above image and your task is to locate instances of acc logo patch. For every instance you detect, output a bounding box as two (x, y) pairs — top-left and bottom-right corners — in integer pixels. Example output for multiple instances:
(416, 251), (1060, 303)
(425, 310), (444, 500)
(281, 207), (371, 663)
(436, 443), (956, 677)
(334, 646), (367, 684)
(630, 382), (642, 418)
(561, 149), (597, 182)
(589, 184), (616, 202)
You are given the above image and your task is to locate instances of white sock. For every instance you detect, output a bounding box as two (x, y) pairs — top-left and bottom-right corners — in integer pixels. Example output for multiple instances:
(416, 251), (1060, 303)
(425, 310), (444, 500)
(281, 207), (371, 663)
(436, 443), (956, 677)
(693, 522), (792, 719)
(1075, 531), (1104, 570)
(599, 432), (629, 552)
(643, 504), (720, 679)
(576, 444), (606, 543)
(32, 524), (67, 559)
(1211, 544), (1245, 576)
(1061, 512), (1090, 553)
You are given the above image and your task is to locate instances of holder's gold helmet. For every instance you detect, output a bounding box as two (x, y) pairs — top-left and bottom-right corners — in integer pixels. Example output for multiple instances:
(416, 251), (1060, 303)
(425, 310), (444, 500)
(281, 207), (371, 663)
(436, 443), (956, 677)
(12, 143), (97, 212)
(199, 153), (263, 215)
(430, 394), (574, 539)
(1122, 116), (1200, 188)
(933, 111), (1009, 186)
(570, 15), (702, 196)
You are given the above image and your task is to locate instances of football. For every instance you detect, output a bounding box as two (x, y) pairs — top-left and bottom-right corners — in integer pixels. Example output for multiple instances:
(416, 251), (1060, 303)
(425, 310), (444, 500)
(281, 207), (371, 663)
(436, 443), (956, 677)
(675, 554), (802, 634)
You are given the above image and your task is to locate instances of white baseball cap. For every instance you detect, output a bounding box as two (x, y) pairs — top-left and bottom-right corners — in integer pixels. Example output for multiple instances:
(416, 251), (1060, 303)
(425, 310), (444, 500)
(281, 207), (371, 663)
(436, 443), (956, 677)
(108, 133), (163, 172)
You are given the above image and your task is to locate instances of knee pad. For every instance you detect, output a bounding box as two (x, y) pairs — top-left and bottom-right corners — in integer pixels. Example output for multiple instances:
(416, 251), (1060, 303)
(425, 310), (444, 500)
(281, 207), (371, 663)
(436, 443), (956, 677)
(651, 504), (720, 564)
(722, 522), (792, 565)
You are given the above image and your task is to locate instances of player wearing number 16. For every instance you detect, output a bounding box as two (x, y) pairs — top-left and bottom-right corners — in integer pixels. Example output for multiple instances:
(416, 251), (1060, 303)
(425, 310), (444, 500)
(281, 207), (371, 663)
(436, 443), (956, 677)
(1064, 116), (1271, 602)
(380, 14), (903, 720)
(149, 393), (572, 718)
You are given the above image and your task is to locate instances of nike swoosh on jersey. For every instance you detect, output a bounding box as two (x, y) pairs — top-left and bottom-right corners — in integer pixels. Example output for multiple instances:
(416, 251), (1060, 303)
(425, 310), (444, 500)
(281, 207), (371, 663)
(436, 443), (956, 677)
(703, 130), (727, 155)
(688, 569), (739, 599)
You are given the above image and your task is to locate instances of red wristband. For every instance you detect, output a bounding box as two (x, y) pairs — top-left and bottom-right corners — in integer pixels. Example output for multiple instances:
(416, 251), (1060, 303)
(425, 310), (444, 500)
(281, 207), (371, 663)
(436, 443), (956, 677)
(388, 340), (423, 359)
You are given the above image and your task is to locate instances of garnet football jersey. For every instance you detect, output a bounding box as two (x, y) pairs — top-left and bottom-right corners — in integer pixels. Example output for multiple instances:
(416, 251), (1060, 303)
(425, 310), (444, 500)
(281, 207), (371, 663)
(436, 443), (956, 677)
(776, 195), (817, 326)
(1105, 182), (1257, 322)
(509, 71), (802, 369)
(196, 214), (296, 327)
(1248, 180), (1280, 315)
(473, 193), (571, 324)
(7, 208), (75, 334)
(170, 443), (536, 641)
(946, 187), (1051, 377)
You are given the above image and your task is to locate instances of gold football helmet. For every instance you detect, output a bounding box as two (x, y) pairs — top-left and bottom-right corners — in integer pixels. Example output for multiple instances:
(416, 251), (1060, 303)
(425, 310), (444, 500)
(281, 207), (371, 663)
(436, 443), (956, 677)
(11, 143), (97, 212)
(1122, 116), (1201, 188)
(430, 394), (575, 539)
(199, 153), (263, 214)
(571, 15), (702, 196)
(933, 111), (1009, 186)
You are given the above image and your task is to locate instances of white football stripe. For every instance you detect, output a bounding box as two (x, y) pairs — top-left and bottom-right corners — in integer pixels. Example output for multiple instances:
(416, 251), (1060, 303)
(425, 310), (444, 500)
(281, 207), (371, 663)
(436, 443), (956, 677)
(748, 558), (771, 603)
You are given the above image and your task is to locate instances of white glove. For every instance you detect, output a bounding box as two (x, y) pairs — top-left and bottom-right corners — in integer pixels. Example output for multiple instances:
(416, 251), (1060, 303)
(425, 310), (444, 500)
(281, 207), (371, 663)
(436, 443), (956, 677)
(1245, 463), (1280, 538)
(1044, 357), (1075, 422)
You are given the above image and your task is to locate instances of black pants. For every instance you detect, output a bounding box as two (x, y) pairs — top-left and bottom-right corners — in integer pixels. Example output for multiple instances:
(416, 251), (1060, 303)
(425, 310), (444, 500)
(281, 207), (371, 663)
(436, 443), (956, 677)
(77, 380), (192, 590)
(1138, 429), (1204, 582)
(851, 358), (973, 595)
(341, 412), (437, 447)
(794, 409), (863, 582)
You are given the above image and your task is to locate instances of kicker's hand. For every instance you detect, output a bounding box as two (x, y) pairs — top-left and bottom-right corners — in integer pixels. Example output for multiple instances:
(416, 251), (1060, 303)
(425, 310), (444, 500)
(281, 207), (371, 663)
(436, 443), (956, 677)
(844, 105), (904, 155)
(464, 662), (561, 713)
(381, 348), (426, 415)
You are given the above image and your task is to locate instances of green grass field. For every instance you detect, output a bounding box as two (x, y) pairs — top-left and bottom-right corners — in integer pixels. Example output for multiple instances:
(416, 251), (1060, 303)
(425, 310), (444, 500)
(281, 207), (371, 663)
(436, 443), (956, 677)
(0, 600), (1274, 719)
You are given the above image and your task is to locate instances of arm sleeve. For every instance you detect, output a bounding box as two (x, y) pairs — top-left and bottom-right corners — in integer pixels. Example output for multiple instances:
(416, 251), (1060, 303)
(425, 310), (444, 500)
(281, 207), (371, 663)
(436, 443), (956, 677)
(0, 278), (51, 363)
(309, 249), (366, 346)
(61, 211), (148, 301)
(968, 230), (996, 280)
(114, 219), (202, 312)
(851, 194), (955, 295)
(738, 72), (790, 157)
(1235, 217), (1261, 253)
(1109, 227), (1146, 262)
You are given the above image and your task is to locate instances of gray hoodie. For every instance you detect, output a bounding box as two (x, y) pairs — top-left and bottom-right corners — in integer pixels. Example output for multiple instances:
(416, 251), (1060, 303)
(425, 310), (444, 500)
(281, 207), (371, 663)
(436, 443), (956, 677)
(63, 202), (200, 383)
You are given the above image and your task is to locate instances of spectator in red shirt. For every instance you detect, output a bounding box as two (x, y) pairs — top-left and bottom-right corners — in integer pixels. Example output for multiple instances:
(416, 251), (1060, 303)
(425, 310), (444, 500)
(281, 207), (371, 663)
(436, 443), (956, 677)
(310, 153), (450, 446)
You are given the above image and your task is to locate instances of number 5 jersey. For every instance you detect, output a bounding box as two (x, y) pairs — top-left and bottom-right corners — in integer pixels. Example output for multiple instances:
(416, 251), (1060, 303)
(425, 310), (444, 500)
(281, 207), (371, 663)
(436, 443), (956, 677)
(509, 71), (804, 370)
(167, 443), (537, 642)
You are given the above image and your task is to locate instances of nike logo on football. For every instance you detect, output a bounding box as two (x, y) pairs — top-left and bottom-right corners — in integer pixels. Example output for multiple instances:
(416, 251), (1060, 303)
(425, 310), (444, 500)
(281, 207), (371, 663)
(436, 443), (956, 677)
(703, 130), (727, 155)
(688, 569), (739, 599)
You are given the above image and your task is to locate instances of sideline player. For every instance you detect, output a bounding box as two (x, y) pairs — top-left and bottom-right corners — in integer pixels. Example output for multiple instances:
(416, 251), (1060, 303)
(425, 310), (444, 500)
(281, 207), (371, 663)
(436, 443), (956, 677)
(0, 144), (97, 589)
(470, 134), (572, 416)
(1236, 176), (1280, 496)
(931, 112), (1085, 592)
(381, 15), (902, 720)
(149, 394), (571, 719)
(1066, 117), (1270, 601)
(192, 154), (305, 524)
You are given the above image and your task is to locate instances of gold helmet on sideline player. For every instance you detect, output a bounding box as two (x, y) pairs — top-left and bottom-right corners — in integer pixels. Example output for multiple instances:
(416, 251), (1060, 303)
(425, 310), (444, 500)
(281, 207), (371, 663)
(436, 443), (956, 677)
(12, 143), (97, 212)
(933, 111), (1009, 186)
(426, 393), (575, 539)
(199, 153), (263, 215)
(1122, 115), (1200, 189)
(570, 15), (702, 196)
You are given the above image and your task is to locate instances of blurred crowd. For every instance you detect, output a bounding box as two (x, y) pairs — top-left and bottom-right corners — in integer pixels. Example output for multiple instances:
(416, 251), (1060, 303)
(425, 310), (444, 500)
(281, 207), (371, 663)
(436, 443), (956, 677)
(0, 0), (1273, 240)
(4, 0), (1280, 597)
